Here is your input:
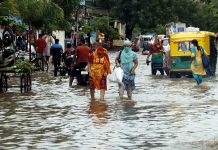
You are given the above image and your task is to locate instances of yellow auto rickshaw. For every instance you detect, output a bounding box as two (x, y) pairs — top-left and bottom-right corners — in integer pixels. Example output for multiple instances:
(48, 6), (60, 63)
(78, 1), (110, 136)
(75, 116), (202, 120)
(169, 31), (217, 78)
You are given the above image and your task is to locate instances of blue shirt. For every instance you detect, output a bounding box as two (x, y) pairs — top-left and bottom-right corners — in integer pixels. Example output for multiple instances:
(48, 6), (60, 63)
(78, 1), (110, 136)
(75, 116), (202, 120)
(51, 44), (62, 59)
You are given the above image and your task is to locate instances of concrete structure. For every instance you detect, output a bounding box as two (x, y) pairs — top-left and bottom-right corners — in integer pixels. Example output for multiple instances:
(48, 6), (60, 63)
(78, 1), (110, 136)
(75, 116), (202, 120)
(186, 27), (200, 32)
(113, 20), (126, 37)
(166, 22), (186, 36)
(52, 31), (65, 50)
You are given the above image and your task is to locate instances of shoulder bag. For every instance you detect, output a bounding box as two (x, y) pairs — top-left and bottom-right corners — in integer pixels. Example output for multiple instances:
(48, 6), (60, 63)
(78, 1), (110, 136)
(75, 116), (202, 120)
(201, 47), (209, 68)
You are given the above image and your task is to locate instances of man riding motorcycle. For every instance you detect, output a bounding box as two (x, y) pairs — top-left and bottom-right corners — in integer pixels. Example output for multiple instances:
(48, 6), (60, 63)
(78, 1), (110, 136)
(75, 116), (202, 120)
(69, 39), (90, 87)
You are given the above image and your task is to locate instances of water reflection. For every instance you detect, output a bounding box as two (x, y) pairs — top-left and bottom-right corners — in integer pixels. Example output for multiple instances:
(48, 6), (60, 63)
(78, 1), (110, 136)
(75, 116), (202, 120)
(88, 100), (108, 125)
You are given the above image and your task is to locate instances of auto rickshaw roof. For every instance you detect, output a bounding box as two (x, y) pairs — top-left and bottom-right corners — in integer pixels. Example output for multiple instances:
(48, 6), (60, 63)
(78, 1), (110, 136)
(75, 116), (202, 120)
(170, 31), (215, 42)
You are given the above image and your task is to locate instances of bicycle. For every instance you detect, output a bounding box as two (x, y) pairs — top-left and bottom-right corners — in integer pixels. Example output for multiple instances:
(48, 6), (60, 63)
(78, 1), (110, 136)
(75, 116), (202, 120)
(31, 53), (49, 72)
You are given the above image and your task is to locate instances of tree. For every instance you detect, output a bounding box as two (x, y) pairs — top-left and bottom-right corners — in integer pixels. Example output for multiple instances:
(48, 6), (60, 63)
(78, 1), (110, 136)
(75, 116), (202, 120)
(53, 0), (80, 30)
(53, 0), (79, 21)
(206, 0), (218, 31)
(0, 0), (19, 16)
(82, 16), (119, 40)
(111, 0), (202, 39)
(17, 0), (69, 32)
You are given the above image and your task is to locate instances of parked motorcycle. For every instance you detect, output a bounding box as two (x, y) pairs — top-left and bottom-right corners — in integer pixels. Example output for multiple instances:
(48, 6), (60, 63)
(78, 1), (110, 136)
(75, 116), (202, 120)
(75, 62), (89, 86)
(0, 47), (16, 67)
(0, 27), (16, 68)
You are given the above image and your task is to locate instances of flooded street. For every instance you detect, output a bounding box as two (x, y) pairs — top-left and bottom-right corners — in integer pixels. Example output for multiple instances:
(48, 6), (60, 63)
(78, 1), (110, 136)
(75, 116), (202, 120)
(1, 52), (218, 150)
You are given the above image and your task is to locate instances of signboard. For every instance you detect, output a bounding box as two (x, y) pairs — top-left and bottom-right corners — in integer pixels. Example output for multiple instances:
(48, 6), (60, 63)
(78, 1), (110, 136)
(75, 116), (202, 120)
(113, 40), (124, 47)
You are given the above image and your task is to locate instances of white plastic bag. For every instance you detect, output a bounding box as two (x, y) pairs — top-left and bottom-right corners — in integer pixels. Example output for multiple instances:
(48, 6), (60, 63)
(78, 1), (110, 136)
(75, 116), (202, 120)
(113, 66), (124, 83)
(108, 66), (124, 87)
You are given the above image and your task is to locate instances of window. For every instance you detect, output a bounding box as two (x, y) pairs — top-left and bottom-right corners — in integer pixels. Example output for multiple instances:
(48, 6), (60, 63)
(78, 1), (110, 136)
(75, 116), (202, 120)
(178, 42), (191, 51)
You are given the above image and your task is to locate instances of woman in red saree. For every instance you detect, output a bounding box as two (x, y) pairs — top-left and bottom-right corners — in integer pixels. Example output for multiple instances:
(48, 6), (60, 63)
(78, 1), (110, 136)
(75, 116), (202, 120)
(88, 46), (111, 100)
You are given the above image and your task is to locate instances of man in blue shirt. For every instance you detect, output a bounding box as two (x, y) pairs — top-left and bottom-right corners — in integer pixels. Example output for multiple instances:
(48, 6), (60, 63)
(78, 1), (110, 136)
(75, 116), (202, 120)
(50, 39), (63, 76)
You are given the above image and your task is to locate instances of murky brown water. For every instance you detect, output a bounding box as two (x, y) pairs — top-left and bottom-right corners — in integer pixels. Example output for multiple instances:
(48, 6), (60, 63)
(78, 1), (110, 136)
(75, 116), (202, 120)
(1, 52), (218, 150)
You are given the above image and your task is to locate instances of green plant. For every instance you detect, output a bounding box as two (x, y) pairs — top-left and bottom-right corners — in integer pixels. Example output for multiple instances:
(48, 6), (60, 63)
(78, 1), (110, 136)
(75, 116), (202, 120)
(12, 60), (34, 74)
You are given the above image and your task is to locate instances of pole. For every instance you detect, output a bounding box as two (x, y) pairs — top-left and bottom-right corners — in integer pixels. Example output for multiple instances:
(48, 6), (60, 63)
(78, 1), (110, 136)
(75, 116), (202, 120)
(28, 25), (31, 62)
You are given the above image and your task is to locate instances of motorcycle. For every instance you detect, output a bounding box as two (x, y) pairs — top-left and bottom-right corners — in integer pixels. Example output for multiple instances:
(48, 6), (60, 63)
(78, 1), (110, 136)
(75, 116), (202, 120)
(0, 27), (16, 68)
(75, 62), (89, 86)
(63, 56), (89, 86)
(0, 47), (16, 67)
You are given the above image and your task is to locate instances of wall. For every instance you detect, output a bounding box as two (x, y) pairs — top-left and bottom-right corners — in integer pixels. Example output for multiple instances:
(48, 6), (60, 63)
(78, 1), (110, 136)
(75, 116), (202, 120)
(52, 30), (65, 49)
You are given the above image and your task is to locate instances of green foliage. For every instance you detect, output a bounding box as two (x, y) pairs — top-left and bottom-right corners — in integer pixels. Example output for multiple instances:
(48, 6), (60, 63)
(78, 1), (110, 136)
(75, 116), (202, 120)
(81, 16), (119, 40)
(0, 16), (14, 25)
(104, 26), (120, 40)
(0, 0), (19, 16)
(12, 60), (34, 74)
(207, 0), (218, 31)
(53, 0), (79, 21)
(82, 24), (93, 33)
(2, 0), (218, 37)
(17, 0), (69, 32)
(155, 24), (166, 35)
(111, 0), (203, 38)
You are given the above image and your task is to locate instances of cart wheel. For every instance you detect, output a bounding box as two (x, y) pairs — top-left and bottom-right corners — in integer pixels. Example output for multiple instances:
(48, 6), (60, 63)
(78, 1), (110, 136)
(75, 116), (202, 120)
(24, 75), (28, 92)
(26, 74), (32, 91)
(38, 59), (49, 72)
(20, 74), (25, 93)
(0, 74), (8, 92)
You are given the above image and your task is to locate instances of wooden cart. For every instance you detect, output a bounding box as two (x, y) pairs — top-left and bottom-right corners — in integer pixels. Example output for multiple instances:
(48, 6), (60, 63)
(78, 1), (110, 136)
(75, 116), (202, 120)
(0, 67), (32, 93)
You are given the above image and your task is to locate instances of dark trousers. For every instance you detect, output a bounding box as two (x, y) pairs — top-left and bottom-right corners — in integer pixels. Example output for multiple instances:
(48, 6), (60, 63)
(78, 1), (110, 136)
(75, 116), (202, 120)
(53, 58), (61, 76)
(151, 63), (164, 75)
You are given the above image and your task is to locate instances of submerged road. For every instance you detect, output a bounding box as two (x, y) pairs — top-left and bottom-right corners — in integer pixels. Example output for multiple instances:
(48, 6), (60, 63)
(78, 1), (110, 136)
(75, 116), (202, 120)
(0, 52), (218, 150)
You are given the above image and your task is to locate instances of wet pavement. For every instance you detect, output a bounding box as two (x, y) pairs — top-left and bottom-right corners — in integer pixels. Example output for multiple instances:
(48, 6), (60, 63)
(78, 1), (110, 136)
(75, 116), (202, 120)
(1, 52), (218, 150)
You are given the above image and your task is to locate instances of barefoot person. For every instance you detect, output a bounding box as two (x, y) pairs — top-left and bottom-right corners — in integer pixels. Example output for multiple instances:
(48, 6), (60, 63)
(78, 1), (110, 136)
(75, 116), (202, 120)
(115, 40), (138, 100)
(88, 46), (111, 100)
(190, 39), (206, 85)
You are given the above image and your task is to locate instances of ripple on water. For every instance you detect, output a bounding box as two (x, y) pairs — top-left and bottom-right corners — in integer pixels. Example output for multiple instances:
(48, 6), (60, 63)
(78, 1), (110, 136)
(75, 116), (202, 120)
(1, 52), (218, 149)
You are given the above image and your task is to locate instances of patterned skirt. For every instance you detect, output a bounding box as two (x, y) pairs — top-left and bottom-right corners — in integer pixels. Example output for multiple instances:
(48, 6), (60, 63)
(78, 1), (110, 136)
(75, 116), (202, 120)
(89, 76), (107, 90)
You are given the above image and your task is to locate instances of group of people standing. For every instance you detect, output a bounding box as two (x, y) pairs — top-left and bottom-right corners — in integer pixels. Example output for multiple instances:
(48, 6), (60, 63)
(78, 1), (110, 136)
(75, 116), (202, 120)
(146, 37), (207, 86)
(35, 34), (63, 76)
(68, 39), (138, 101)
(35, 33), (208, 101)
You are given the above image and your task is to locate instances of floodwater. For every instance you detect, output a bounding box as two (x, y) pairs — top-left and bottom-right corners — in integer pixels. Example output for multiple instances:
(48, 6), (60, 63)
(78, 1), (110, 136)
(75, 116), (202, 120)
(1, 52), (218, 150)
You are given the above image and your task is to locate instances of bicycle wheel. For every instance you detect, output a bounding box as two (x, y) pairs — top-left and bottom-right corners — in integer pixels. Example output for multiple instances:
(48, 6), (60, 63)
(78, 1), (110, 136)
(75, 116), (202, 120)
(20, 74), (25, 93)
(32, 59), (48, 72)
(26, 74), (32, 91)
(32, 59), (41, 71)
(39, 59), (48, 72)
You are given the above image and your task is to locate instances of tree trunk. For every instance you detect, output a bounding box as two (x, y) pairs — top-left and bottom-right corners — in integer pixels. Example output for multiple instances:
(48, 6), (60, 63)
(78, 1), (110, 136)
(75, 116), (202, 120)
(125, 24), (134, 40)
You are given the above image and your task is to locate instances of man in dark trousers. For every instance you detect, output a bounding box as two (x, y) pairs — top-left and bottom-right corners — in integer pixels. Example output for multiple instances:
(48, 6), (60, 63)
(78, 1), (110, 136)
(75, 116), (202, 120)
(50, 39), (63, 76)
(69, 39), (90, 87)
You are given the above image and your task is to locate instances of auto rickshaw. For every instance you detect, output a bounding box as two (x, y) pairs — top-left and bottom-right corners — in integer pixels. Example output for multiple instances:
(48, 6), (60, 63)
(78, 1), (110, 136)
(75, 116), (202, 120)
(169, 31), (217, 78)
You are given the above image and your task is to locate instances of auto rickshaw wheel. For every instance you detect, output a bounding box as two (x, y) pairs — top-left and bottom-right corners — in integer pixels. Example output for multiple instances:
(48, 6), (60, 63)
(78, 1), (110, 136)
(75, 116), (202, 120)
(169, 72), (181, 78)
(169, 72), (176, 78)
